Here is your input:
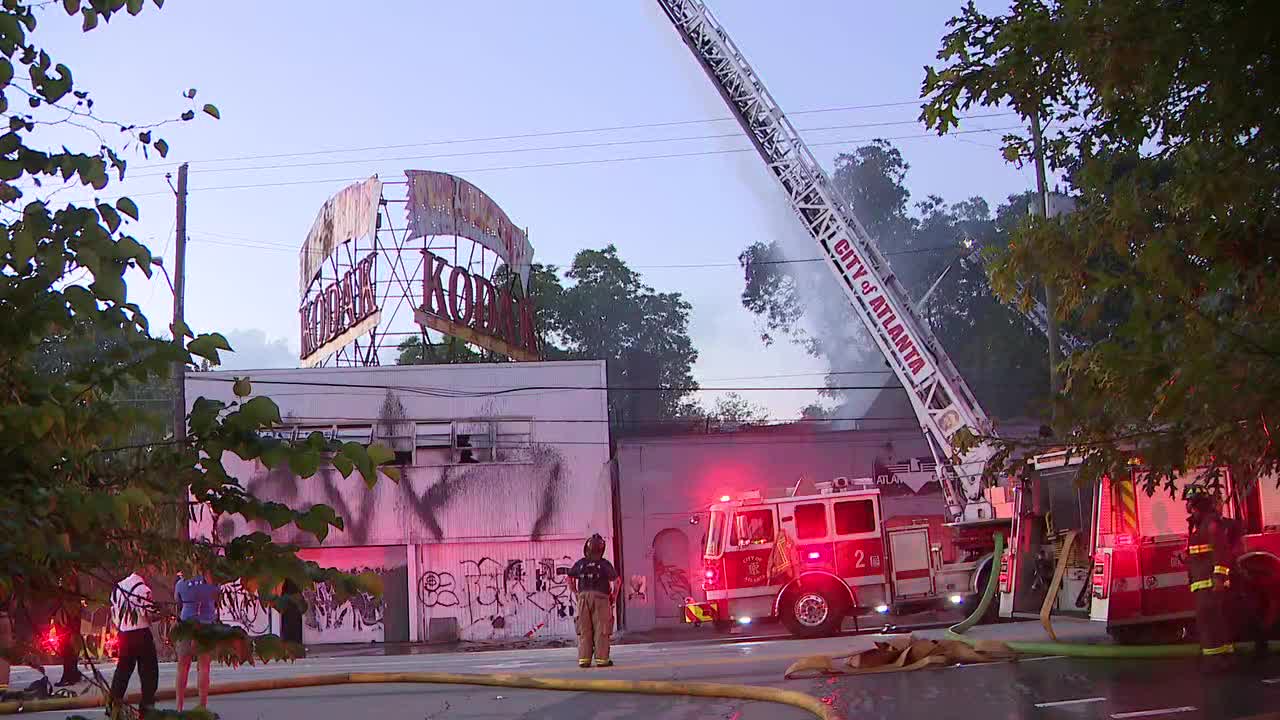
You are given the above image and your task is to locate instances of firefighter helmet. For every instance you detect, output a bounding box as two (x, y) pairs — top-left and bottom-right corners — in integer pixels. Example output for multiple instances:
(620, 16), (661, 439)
(1182, 484), (1218, 509)
(584, 533), (606, 559)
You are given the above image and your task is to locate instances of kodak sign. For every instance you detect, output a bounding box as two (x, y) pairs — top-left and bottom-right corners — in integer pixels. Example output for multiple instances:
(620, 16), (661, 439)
(299, 252), (379, 362)
(415, 249), (541, 362)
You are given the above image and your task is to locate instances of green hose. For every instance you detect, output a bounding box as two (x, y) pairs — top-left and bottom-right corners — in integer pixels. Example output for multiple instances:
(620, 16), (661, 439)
(946, 531), (1280, 658)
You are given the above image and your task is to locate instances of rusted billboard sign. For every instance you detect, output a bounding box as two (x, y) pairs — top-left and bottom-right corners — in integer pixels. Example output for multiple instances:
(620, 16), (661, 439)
(300, 252), (380, 366)
(299, 176), (382, 297)
(415, 249), (540, 362)
(404, 170), (534, 289)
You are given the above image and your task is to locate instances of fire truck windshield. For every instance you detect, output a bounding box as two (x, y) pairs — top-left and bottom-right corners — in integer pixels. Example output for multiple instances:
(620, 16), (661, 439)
(705, 511), (724, 556)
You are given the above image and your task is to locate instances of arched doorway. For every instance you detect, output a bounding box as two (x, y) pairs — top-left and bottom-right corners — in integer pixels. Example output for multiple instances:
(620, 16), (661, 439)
(652, 529), (692, 621)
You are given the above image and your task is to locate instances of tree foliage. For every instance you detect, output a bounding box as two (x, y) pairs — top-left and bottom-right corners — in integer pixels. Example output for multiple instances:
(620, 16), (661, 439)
(0, 1), (394, 711)
(740, 140), (1050, 419)
(491, 246), (700, 428)
(922, 0), (1280, 494)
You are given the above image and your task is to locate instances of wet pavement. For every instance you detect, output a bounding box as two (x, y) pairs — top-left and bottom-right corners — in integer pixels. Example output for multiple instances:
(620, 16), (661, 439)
(9, 622), (1279, 719)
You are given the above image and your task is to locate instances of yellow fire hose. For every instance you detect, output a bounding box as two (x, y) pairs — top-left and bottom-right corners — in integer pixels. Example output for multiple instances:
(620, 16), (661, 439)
(0, 670), (840, 720)
(948, 533), (1280, 658)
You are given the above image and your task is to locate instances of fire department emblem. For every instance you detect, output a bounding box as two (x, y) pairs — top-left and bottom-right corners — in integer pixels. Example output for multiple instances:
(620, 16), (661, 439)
(743, 555), (766, 585)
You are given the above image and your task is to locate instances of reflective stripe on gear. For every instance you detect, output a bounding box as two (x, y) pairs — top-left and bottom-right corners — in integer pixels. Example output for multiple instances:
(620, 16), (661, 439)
(1202, 644), (1235, 656)
(1189, 544), (1212, 555)
(1213, 565), (1230, 576)
(683, 603), (716, 624)
(1190, 579), (1214, 592)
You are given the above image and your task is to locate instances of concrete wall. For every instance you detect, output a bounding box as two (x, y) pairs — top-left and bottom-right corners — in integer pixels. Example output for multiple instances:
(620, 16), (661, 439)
(616, 427), (942, 631)
(187, 361), (612, 644)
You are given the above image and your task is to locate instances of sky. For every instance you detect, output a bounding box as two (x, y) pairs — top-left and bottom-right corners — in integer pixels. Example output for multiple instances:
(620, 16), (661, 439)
(35, 0), (1036, 421)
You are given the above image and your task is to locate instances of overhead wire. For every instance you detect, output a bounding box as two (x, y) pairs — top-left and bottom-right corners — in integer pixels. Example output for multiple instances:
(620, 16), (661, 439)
(125, 98), (939, 169)
(124, 112), (1017, 179)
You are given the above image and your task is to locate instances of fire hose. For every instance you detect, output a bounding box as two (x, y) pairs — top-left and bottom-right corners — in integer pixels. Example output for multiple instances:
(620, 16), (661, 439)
(947, 533), (1280, 658)
(0, 671), (840, 720)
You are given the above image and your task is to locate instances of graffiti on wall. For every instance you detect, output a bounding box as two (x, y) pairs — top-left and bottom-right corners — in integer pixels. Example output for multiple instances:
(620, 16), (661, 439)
(654, 559), (692, 606)
(218, 580), (273, 636)
(214, 403), (572, 547)
(304, 565), (389, 635)
(418, 554), (577, 640)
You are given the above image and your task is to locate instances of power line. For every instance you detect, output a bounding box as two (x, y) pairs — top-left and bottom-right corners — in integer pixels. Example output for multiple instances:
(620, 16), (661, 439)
(96, 125), (1022, 201)
(126, 113), (1016, 179)
(255, 413), (923, 427)
(128, 99), (934, 169)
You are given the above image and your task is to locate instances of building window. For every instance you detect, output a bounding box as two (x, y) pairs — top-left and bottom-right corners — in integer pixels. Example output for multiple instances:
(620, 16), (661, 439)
(730, 509), (775, 547)
(834, 499), (876, 536)
(794, 503), (827, 540)
(412, 419), (534, 466)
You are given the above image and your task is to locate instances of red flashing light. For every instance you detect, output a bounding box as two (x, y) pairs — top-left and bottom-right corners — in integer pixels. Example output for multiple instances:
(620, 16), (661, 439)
(719, 495), (732, 503)
(703, 565), (720, 590)
(40, 624), (61, 655)
(704, 569), (715, 579)
(807, 551), (821, 560)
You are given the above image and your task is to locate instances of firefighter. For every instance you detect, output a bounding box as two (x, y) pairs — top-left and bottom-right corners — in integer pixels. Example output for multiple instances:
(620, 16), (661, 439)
(567, 534), (619, 668)
(1184, 485), (1236, 670)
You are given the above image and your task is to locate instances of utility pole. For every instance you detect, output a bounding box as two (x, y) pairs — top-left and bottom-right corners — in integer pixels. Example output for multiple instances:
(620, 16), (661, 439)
(1029, 108), (1063, 402)
(172, 163), (189, 446)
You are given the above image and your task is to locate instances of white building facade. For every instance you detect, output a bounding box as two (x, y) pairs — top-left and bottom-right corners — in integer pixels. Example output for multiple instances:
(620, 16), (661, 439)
(188, 361), (612, 645)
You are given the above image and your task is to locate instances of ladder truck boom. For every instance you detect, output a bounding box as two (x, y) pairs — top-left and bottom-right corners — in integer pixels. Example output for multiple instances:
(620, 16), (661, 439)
(656, 0), (1002, 523)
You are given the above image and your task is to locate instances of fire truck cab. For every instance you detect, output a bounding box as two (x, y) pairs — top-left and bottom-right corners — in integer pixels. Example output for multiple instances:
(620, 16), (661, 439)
(1000, 451), (1280, 642)
(686, 479), (1004, 637)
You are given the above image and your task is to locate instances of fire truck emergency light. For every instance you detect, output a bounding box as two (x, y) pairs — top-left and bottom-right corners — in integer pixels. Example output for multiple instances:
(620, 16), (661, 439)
(807, 551), (821, 560)
(719, 495), (732, 503)
(737, 616), (752, 625)
(874, 604), (889, 614)
(949, 594), (963, 605)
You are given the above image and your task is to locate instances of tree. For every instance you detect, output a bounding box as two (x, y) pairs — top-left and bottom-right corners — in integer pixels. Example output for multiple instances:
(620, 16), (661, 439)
(921, 0), (1280, 494)
(516, 246), (700, 428)
(395, 335), (485, 365)
(0, 2), (394, 712)
(739, 141), (1050, 420)
(708, 393), (770, 425)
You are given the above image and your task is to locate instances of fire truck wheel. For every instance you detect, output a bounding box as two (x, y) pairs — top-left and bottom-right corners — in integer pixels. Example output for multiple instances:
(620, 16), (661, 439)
(781, 587), (846, 638)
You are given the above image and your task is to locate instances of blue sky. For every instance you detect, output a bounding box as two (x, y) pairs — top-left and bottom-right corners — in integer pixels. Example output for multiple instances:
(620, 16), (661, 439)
(38, 0), (1034, 419)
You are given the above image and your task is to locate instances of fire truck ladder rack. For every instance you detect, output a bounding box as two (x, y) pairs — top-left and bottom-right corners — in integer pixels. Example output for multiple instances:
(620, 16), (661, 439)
(657, 0), (999, 523)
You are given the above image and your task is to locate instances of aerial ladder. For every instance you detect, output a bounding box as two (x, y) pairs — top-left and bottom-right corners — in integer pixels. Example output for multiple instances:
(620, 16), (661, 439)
(656, 0), (1006, 523)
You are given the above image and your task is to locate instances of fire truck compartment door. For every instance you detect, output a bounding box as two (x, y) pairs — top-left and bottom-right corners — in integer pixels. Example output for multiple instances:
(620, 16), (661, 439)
(889, 528), (933, 597)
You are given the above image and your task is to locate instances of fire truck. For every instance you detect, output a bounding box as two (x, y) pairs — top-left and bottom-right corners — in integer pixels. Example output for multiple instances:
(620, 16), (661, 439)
(998, 450), (1280, 642)
(689, 479), (1007, 637)
(654, 0), (1028, 637)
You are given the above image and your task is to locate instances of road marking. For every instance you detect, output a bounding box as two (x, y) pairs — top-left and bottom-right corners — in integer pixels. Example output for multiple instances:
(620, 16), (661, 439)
(1263, 677), (1280, 685)
(1019, 655), (1068, 663)
(1035, 697), (1106, 709)
(1111, 707), (1196, 719)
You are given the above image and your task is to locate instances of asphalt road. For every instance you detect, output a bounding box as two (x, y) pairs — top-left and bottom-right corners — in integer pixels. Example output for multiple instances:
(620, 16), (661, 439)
(10, 633), (1280, 719)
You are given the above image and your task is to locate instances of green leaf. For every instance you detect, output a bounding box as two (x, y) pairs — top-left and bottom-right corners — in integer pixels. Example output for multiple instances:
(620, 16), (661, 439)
(115, 196), (139, 220)
(63, 0), (79, 15)
(366, 442), (395, 467)
(126, 0), (144, 15)
(97, 203), (121, 233)
(240, 396), (282, 427)
(154, 138), (169, 157)
(288, 450), (320, 479)
(202, 103), (220, 119)
(81, 8), (98, 31)
(187, 332), (232, 362)
(0, 58), (12, 87)
(232, 377), (252, 397)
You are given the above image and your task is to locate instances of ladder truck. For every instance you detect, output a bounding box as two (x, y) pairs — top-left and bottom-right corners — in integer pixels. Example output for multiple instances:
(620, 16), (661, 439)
(656, 0), (1015, 635)
(655, 0), (1003, 525)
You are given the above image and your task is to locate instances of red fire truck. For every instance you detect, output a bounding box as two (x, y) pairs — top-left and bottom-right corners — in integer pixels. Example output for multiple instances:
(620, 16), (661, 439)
(999, 450), (1280, 642)
(686, 479), (1004, 637)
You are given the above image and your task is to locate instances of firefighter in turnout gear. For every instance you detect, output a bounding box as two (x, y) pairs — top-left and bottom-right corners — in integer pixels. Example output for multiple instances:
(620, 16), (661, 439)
(567, 534), (619, 668)
(1184, 485), (1236, 670)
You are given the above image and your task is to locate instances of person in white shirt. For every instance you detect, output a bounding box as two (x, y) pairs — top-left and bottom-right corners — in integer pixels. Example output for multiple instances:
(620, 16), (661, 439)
(108, 571), (158, 714)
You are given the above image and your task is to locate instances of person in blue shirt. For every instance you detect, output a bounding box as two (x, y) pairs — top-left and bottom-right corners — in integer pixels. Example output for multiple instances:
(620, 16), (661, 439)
(174, 570), (220, 712)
